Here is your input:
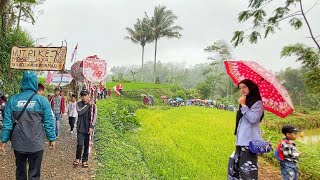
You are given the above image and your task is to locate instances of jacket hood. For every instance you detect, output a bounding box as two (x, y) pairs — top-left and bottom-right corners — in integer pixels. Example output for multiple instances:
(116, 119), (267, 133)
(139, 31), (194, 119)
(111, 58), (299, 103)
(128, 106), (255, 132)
(20, 71), (38, 92)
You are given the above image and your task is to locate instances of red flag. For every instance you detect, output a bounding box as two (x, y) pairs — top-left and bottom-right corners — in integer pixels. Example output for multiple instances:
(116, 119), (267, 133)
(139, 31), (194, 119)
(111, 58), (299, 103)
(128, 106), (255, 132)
(99, 82), (103, 92)
(113, 84), (122, 96)
(46, 71), (52, 84)
(70, 43), (78, 62)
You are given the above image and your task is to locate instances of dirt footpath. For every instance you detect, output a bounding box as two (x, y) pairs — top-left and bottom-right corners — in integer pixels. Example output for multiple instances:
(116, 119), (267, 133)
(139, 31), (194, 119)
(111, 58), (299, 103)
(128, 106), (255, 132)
(259, 158), (281, 180)
(0, 114), (95, 180)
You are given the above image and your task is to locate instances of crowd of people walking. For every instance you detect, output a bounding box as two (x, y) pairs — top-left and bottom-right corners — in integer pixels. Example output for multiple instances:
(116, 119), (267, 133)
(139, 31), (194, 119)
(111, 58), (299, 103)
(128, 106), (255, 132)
(0, 71), (97, 180)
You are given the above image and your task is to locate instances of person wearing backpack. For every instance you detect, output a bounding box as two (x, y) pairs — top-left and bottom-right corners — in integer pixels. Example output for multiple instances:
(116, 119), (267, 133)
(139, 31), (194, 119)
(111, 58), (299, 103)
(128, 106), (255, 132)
(0, 71), (56, 180)
(275, 125), (301, 180)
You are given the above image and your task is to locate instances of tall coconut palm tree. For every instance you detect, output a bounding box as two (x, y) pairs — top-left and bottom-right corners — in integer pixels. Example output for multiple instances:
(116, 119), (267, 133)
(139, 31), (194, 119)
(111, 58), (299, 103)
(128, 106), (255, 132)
(147, 5), (182, 83)
(125, 17), (153, 81)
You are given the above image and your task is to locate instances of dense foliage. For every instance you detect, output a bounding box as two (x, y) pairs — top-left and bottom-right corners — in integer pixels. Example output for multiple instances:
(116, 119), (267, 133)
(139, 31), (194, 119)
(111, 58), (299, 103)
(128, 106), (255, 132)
(95, 98), (154, 179)
(0, 28), (33, 94)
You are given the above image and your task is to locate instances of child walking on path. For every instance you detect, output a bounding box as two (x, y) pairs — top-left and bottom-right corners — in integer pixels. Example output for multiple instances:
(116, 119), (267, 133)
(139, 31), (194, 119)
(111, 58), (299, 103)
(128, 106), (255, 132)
(279, 125), (301, 180)
(67, 94), (78, 133)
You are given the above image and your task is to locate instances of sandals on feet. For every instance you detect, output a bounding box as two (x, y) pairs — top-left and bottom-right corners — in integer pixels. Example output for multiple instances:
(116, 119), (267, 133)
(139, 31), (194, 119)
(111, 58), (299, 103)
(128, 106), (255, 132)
(82, 161), (89, 168)
(73, 160), (80, 166)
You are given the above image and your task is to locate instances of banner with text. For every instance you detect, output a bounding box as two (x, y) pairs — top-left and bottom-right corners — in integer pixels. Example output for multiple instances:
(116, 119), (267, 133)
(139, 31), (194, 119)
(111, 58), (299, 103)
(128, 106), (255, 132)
(10, 46), (67, 70)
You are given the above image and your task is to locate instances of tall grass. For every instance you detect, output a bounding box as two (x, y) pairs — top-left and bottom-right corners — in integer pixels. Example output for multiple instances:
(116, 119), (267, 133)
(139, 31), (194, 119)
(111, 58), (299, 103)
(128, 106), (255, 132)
(94, 99), (154, 179)
(131, 106), (236, 179)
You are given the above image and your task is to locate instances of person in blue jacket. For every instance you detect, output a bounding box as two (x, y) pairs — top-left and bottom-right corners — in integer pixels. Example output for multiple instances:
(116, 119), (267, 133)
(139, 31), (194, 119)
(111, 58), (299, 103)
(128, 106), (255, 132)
(0, 71), (56, 180)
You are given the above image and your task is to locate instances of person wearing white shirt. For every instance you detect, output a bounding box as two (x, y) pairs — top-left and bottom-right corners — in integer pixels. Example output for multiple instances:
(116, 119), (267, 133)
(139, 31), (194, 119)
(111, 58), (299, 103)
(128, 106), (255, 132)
(67, 94), (78, 133)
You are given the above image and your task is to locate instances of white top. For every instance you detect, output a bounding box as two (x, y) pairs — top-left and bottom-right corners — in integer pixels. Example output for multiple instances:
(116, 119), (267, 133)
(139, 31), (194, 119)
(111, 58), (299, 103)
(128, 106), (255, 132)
(67, 102), (78, 117)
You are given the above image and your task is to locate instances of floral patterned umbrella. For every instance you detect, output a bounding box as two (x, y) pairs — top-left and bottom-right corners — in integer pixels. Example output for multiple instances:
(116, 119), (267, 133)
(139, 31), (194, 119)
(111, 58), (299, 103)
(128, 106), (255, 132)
(224, 60), (294, 118)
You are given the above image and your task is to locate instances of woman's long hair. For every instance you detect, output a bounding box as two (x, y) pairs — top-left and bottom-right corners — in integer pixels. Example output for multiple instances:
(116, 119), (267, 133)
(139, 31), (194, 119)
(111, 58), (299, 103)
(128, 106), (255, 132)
(234, 79), (264, 135)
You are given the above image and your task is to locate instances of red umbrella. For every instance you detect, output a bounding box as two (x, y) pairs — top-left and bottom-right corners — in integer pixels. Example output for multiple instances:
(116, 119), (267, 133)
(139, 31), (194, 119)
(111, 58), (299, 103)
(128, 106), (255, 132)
(224, 60), (294, 118)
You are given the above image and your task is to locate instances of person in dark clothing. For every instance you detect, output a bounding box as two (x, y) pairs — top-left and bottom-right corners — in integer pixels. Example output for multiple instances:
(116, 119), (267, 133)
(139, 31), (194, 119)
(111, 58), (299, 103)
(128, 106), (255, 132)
(73, 89), (96, 168)
(0, 91), (6, 129)
(0, 91), (6, 121)
(0, 71), (56, 180)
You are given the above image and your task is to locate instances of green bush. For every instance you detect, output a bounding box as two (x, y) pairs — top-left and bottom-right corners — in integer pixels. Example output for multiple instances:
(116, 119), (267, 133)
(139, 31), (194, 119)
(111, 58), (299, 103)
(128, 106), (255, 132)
(0, 29), (33, 95)
(97, 98), (142, 133)
(108, 103), (140, 133)
(94, 99), (154, 179)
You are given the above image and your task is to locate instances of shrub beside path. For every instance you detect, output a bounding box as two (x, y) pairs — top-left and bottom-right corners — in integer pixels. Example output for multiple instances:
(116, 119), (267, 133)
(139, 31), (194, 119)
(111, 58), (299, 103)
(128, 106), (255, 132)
(0, 114), (95, 180)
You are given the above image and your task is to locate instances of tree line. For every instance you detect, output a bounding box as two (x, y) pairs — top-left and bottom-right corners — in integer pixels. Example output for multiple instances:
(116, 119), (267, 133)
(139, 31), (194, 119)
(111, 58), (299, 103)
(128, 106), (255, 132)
(111, 38), (319, 110)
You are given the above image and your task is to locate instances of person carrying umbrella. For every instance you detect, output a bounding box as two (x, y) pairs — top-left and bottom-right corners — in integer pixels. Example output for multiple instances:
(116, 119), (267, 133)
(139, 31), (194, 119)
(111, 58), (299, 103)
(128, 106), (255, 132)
(229, 79), (264, 180)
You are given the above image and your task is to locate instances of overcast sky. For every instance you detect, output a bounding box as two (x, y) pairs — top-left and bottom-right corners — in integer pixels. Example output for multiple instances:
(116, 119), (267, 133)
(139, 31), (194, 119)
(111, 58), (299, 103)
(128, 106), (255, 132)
(21, 0), (320, 72)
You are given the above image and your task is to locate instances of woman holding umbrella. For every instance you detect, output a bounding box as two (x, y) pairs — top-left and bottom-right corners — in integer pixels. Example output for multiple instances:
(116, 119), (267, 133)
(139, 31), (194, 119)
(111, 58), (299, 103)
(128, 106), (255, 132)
(230, 79), (264, 179)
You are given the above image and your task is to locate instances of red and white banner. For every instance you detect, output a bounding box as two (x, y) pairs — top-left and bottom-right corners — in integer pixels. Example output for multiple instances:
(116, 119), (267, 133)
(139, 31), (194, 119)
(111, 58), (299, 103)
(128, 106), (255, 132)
(82, 55), (107, 82)
(70, 55), (107, 83)
(113, 84), (122, 96)
(46, 71), (53, 84)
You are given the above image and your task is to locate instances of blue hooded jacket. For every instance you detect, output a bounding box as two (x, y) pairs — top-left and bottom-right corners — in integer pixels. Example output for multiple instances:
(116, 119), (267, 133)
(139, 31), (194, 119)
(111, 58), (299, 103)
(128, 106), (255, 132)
(1, 71), (55, 153)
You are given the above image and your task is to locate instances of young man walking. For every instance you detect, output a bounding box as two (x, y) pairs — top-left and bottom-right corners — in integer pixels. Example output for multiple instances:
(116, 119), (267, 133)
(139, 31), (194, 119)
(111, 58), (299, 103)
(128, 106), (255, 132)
(73, 89), (96, 168)
(0, 71), (56, 180)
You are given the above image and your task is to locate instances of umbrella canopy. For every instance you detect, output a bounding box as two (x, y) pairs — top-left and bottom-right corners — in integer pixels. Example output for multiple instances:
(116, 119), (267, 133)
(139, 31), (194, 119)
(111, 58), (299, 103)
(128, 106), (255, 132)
(160, 95), (167, 99)
(224, 60), (294, 118)
(71, 55), (107, 82)
(50, 71), (73, 85)
(71, 61), (85, 82)
(176, 97), (184, 102)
